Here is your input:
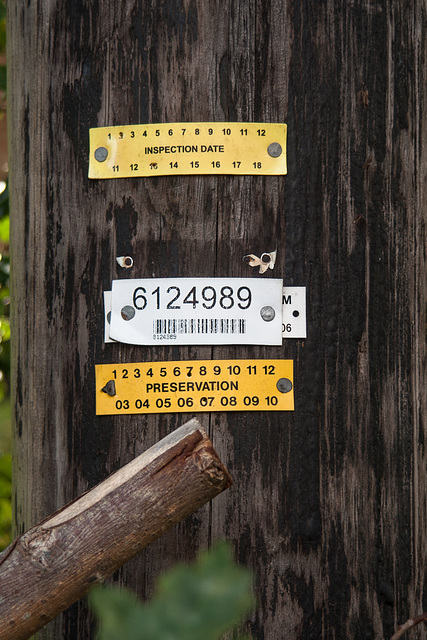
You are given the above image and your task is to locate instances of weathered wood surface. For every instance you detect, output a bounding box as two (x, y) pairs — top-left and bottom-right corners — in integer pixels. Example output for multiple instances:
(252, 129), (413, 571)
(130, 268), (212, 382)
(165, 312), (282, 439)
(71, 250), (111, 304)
(8, 1), (426, 638)
(0, 419), (231, 640)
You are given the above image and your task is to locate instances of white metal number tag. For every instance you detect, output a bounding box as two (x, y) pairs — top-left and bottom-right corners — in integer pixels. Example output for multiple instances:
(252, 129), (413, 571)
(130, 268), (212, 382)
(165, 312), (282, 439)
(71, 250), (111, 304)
(109, 278), (283, 346)
(282, 287), (306, 338)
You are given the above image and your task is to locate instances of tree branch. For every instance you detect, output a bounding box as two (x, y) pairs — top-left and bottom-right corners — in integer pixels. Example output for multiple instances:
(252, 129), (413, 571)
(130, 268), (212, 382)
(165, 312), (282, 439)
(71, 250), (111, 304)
(390, 613), (427, 640)
(0, 418), (232, 640)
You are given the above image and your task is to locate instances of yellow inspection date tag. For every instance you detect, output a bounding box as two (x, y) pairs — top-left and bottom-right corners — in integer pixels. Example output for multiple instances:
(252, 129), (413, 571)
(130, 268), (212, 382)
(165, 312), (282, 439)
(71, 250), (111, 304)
(89, 123), (287, 178)
(96, 359), (294, 415)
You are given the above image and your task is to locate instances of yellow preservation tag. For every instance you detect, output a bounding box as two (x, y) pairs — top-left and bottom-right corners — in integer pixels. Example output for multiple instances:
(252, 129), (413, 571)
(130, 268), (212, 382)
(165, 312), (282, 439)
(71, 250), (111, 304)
(89, 123), (286, 178)
(96, 359), (294, 415)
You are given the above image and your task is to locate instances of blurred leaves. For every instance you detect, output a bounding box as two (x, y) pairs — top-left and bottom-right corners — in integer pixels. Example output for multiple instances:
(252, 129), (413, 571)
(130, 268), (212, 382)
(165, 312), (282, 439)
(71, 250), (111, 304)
(0, 0), (9, 553)
(0, 180), (9, 403)
(90, 541), (254, 640)
(0, 452), (11, 550)
(0, 214), (9, 247)
(0, 66), (5, 94)
(0, 177), (7, 214)
(0, 27), (10, 539)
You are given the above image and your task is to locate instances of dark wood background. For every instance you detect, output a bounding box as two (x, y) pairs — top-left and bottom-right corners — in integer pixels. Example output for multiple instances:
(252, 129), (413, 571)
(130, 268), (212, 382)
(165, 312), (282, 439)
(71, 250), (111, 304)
(8, 1), (426, 638)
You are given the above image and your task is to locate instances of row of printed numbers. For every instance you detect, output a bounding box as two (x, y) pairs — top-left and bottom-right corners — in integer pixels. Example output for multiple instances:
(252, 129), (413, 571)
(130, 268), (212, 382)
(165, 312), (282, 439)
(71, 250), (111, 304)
(111, 364), (275, 379)
(111, 161), (263, 172)
(114, 395), (278, 411)
(107, 127), (267, 140)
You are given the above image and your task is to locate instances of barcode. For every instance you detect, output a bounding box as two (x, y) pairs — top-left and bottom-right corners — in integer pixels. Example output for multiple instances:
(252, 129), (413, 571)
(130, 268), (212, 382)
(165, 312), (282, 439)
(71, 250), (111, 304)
(153, 319), (247, 335)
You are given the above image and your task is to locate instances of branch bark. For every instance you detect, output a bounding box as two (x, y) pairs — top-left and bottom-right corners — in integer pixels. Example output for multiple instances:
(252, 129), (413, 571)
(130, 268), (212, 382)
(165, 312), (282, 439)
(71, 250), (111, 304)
(0, 418), (232, 640)
(390, 613), (427, 640)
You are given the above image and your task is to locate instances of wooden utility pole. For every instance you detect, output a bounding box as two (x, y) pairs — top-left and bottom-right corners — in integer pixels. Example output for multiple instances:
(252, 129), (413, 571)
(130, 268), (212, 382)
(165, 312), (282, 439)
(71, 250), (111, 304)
(8, 2), (426, 639)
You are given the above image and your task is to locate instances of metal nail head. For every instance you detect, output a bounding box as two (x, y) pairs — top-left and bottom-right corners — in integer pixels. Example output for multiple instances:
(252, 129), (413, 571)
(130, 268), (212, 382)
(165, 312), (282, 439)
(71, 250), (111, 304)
(276, 378), (293, 394)
(260, 306), (276, 322)
(94, 147), (108, 162)
(121, 305), (136, 321)
(101, 380), (116, 396)
(267, 142), (282, 158)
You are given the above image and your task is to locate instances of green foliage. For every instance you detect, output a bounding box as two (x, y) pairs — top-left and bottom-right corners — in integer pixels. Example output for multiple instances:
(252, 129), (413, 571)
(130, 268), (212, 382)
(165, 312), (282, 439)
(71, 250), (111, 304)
(0, 451), (11, 550)
(90, 541), (254, 640)
(0, 181), (10, 403)
(0, 0), (9, 554)
(0, 181), (9, 551)
(0, 66), (5, 94)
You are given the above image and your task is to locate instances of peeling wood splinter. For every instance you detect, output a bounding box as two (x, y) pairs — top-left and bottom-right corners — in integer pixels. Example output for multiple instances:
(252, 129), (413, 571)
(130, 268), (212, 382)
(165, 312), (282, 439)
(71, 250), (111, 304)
(242, 250), (277, 273)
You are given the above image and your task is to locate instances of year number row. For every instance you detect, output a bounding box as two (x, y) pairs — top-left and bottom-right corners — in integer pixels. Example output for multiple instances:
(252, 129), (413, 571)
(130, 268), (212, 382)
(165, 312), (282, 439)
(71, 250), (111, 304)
(110, 161), (264, 172)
